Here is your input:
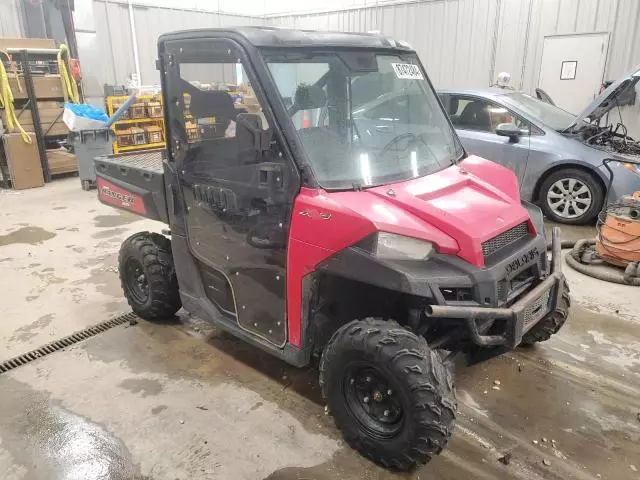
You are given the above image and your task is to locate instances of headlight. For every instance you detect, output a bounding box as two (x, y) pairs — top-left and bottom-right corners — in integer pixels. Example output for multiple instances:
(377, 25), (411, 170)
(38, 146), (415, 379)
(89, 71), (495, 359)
(374, 232), (434, 260)
(620, 162), (640, 178)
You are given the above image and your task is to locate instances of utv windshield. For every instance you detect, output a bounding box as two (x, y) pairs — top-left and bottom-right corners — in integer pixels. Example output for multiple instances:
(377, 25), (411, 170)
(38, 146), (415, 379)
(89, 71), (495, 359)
(263, 50), (463, 189)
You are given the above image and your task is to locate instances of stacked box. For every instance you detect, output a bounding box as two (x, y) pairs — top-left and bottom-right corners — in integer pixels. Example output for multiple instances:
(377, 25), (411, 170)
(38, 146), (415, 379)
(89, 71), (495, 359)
(117, 128), (136, 147)
(1, 101), (68, 136)
(131, 127), (146, 145)
(2, 133), (44, 189)
(146, 101), (163, 118)
(130, 103), (146, 119)
(144, 125), (163, 143)
(110, 98), (131, 119)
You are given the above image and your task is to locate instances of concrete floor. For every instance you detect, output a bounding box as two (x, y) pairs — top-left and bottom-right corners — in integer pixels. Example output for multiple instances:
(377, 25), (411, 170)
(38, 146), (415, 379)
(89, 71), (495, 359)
(1, 176), (639, 480)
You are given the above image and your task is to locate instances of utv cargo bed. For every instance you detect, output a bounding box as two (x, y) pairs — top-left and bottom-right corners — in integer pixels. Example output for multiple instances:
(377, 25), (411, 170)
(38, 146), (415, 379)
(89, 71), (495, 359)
(95, 150), (168, 223)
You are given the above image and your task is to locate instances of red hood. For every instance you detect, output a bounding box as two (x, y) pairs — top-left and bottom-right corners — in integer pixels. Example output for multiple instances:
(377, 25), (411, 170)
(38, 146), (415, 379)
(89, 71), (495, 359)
(292, 156), (533, 266)
(286, 156), (532, 346)
(368, 156), (531, 265)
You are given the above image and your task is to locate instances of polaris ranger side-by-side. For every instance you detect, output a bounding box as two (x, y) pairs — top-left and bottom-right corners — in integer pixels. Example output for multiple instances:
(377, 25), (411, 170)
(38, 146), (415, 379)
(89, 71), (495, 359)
(96, 27), (569, 470)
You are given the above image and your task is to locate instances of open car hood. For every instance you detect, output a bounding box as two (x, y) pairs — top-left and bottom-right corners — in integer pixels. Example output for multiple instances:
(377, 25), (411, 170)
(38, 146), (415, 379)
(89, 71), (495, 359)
(568, 64), (640, 129)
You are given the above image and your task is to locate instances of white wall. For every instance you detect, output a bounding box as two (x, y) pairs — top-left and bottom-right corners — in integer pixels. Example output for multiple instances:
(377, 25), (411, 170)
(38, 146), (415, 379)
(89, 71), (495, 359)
(121, 0), (398, 16)
(267, 0), (640, 135)
(73, 0), (263, 105)
(0, 0), (23, 37)
(49, 0), (640, 137)
(268, 0), (630, 89)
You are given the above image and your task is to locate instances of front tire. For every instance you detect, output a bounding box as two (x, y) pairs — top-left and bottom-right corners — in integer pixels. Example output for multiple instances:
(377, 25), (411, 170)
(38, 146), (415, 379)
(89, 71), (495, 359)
(320, 318), (456, 471)
(521, 279), (570, 345)
(118, 232), (181, 320)
(539, 169), (603, 224)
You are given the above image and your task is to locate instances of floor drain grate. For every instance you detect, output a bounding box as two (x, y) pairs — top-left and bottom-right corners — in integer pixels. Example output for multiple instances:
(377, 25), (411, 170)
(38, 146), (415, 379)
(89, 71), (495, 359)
(0, 312), (137, 375)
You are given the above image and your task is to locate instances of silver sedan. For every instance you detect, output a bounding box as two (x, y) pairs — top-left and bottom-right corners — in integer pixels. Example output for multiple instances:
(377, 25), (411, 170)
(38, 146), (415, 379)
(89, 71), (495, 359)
(438, 76), (640, 224)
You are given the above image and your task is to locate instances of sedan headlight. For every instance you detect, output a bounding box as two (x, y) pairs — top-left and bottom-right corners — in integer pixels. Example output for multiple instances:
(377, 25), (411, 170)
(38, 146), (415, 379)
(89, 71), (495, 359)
(373, 232), (434, 260)
(620, 162), (640, 178)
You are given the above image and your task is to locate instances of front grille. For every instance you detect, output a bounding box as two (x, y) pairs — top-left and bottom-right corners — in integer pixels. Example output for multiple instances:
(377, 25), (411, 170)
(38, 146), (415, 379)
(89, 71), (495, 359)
(482, 222), (530, 258)
(524, 289), (551, 327)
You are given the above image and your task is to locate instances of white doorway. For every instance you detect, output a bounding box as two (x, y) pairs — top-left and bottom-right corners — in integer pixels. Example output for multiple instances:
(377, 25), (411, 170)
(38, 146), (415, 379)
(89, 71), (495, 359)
(538, 33), (609, 115)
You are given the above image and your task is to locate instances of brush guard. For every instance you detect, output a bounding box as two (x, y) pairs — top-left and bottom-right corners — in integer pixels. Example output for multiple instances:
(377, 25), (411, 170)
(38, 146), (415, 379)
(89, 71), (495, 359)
(425, 227), (565, 349)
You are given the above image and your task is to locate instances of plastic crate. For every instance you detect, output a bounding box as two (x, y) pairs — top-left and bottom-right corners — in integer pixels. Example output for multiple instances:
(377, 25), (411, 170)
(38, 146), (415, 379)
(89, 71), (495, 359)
(130, 104), (146, 119)
(147, 101), (163, 118)
(144, 125), (164, 143)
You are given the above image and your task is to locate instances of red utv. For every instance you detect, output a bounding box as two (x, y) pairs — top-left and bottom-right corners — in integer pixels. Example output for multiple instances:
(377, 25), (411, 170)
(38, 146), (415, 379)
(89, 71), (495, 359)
(95, 27), (570, 470)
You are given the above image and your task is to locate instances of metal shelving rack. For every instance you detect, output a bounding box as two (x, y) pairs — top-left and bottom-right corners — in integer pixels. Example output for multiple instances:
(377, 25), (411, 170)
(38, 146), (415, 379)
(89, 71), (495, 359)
(4, 47), (72, 183)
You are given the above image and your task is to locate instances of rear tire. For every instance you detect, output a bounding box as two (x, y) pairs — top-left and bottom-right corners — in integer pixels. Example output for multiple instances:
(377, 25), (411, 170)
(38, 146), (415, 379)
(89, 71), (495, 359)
(320, 318), (456, 471)
(118, 232), (181, 320)
(521, 279), (570, 345)
(539, 169), (603, 224)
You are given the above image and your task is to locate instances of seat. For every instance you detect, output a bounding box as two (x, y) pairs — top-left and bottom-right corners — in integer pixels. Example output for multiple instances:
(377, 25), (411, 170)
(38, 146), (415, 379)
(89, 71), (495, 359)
(182, 88), (240, 173)
(459, 101), (491, 131)
(445, 97), (460, 125)
(237, 113), (265, 164)
(188, 89), (237, 127)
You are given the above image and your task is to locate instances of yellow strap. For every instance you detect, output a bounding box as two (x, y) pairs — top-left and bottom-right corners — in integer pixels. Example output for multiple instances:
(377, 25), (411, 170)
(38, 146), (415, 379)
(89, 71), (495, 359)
(57, 44), (79, 104)
(0, 51), (31, 144)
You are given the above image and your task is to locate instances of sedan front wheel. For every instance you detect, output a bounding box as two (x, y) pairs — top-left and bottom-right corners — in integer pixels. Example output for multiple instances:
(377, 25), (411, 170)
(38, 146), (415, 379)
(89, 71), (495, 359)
(539, 168), (603, 224)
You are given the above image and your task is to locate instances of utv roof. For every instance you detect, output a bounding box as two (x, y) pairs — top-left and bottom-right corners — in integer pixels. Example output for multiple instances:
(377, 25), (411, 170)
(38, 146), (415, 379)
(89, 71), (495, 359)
(158, 26), (415, 51)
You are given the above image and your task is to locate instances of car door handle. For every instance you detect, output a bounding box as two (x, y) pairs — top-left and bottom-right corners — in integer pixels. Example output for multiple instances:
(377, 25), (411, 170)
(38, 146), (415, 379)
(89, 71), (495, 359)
(375, 125), (392, 132)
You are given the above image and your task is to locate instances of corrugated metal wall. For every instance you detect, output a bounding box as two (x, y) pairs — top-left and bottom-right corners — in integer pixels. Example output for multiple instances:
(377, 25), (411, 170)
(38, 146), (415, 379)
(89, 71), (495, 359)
(268, 0), (636, 90)
(0, 0), (23, 37)
(269, 0), (502, 88)
(78, 0), (262, 103)
(133, 6), (262, 85)
(3, 0), (635, 128)
(476, 0), (621, 95)
(603, 0), (640, 135)
(268, 0), (640, 134)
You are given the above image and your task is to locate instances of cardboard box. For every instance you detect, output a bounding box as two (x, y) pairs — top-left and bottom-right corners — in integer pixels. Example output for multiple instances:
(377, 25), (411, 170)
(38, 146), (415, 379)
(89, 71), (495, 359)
(0, 37), (56, 51)
(7, 75), (64, 100)
(2, 119), (68, 136)
(2, 133), (44, 189)
(2, 101), (68, 136)
(47, 148), (77, 175)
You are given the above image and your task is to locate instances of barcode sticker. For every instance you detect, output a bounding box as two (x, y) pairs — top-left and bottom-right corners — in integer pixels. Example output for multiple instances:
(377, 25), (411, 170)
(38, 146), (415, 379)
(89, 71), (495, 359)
(391, 63), (424, 80)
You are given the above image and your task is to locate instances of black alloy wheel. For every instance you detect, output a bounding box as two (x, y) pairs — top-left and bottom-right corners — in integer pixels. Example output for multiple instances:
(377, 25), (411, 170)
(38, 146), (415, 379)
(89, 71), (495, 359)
(343, 364), (405, 440)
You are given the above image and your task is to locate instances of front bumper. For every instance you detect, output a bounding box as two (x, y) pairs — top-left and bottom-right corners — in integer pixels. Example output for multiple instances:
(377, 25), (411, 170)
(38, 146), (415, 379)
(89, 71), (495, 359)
(605, 161), (640, 203)
(425, 227), (565, 349)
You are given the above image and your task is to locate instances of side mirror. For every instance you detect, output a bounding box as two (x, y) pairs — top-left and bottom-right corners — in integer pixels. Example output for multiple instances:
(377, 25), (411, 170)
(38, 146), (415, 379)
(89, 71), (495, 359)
(495, 123), (521, 141)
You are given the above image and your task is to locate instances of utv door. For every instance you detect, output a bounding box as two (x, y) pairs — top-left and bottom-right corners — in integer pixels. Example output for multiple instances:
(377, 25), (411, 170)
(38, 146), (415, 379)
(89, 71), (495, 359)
(161, 37), (298, 347)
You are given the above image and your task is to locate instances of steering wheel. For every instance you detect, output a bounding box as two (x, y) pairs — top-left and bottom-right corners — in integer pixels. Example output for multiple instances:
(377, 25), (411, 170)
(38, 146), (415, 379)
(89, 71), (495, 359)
(376, 132), (429, 161)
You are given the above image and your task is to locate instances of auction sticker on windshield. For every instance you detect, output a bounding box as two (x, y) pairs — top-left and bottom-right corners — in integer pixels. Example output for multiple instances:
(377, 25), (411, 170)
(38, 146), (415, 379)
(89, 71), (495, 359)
(392, 63), (424, 80)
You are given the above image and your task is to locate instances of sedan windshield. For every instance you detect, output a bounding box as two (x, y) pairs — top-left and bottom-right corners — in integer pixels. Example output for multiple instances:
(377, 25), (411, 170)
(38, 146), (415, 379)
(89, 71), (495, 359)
(499, 92), (576, 131)
(264, 50), (463, 189)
